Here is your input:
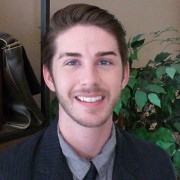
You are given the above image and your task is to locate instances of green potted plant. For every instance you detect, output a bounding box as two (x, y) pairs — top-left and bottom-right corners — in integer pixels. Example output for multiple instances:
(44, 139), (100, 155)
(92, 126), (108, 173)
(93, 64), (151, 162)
(114, 27), (180, 177)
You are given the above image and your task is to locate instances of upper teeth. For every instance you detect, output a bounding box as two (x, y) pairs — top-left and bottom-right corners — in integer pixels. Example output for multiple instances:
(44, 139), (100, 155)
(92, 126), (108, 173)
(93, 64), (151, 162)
(77, 96), (102, 103)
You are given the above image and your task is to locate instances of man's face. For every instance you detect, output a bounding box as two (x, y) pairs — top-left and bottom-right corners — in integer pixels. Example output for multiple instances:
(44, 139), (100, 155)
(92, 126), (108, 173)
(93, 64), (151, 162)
(44, 25), (129, 128)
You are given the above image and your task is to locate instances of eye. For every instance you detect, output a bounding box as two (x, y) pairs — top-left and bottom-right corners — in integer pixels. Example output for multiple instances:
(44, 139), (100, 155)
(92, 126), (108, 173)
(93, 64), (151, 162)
(98, 59), (112, 65)
(65, 60), (80, 66)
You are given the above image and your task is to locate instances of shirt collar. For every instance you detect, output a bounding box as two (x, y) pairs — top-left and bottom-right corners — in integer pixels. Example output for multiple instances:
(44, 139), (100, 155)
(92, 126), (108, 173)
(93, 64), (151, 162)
(57, 124), (116, 179)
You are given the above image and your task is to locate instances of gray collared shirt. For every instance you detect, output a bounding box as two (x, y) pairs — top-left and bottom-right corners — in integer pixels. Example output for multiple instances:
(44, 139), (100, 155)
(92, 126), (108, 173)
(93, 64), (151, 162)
(57, 124), (116, 180)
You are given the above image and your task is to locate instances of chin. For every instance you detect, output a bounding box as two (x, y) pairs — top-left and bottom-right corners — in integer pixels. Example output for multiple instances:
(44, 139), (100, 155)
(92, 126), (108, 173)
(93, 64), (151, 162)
(73, 114), (111, 128)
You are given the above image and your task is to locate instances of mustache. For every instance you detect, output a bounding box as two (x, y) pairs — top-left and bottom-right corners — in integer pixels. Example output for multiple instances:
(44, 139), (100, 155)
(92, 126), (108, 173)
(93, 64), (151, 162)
(72, 86), (108, 94)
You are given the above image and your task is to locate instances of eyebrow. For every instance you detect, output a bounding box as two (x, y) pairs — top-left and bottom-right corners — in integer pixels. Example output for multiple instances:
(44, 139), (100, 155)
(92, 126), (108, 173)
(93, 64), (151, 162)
(95, 51), (117, 57)
(58, 51), (117, 59)
(59, 52), (82, 59)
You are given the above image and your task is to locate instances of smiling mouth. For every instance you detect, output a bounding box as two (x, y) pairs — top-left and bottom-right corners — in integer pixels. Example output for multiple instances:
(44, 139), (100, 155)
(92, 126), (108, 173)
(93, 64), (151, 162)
(76, 96), (103, 103)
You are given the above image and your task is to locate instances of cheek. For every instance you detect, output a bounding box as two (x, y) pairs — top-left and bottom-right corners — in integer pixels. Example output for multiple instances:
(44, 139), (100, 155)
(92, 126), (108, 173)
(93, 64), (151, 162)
(53, 70), (75, 94)
(106, 69), (123, 87)
(110, 80), (123, 96)
(106, 71), (124, 96)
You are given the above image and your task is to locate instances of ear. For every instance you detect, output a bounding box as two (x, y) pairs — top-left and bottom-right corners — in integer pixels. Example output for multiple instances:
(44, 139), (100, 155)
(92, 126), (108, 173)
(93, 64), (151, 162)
(43, 65), (55, 92)
(121, 63), (129, 89)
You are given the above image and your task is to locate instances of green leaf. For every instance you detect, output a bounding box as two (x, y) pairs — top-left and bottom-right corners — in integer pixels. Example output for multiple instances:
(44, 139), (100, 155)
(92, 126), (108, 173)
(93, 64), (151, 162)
(120, 88), (131, 106)
(136, 79), (149, 88)
(131, 39), (145, 49)
(156, 66), (166, 79)
(133, 128), (148, 141)
(146, 84), (166, 94)
(114, 98), (122, 115)
(166, 67), (176, 79)
(171, 64), (180, 73)
(153, 127), (174, 143)
(166, 144), (176, 157)
(152, 78), (165, 85)
(131, 33), (144, 42)
(154, 52), (171, 63)
(130, 69), (138, 77)
(135, 90), (148, 111)
(156, 140), (174, 151)
(147, 128), (175, 155)
(158, 140), (175, 156)
(128, 77), (137, 89)
(148, 93), (161, 107)
(173, 150), (180, 168)
(166, 86), (176, 100)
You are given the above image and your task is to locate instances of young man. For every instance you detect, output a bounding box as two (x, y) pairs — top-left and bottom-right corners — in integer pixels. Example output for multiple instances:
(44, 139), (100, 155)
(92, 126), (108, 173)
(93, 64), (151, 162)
(0, 4), (176, 180)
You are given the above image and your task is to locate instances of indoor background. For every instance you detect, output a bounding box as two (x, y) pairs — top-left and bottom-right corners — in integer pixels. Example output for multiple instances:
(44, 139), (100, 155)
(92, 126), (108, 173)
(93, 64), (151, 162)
(0, 0), (180, 105)
(0, 0), (180, 153)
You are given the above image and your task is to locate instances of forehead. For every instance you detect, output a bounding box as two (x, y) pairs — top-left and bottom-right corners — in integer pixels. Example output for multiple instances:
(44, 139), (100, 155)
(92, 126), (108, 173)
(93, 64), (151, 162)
(54, 25), (120, 55)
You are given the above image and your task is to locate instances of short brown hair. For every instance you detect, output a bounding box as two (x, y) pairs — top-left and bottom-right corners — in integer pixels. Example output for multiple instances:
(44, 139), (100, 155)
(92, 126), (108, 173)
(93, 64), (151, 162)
(42, 3), (128, 72)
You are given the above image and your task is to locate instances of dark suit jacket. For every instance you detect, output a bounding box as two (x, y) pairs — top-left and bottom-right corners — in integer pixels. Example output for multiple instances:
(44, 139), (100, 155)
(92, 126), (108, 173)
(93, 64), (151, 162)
(0, 118), (176, 180)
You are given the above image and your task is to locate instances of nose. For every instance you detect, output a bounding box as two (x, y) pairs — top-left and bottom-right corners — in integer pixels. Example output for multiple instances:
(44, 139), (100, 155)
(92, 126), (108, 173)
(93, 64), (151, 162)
(80, 64), (100, 86)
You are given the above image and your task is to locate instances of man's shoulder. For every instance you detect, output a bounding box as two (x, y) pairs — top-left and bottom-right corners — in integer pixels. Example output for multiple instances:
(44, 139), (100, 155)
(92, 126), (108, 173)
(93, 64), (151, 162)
(0, 118), (62, 179)
(0, 128), (46, 170)
(115, 127), (176, 179)
(0, 118), (58, 165)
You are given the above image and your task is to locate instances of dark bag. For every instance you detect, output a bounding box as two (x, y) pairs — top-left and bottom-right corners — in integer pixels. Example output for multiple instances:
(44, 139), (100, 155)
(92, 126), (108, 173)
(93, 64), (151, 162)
(0, 32), (44, 129)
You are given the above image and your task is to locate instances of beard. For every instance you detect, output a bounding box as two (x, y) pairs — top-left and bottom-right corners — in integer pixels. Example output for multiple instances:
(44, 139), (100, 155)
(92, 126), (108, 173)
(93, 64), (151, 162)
(55, 86), (120, 128)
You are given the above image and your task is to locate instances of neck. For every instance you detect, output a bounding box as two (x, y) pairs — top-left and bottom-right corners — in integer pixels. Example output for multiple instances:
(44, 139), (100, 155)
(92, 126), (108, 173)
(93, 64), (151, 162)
(58, 115), (113, 159)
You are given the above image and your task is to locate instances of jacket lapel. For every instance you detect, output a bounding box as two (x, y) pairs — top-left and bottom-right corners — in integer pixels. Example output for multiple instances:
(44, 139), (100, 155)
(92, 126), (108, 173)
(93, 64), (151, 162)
(112, 127), (143, 180)
(33, 117), (73, 180)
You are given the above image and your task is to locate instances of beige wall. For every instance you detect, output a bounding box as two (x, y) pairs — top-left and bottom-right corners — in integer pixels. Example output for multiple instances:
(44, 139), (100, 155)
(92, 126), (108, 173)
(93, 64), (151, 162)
(51, 0), (180, 35)
(0, 0), (179, 103)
